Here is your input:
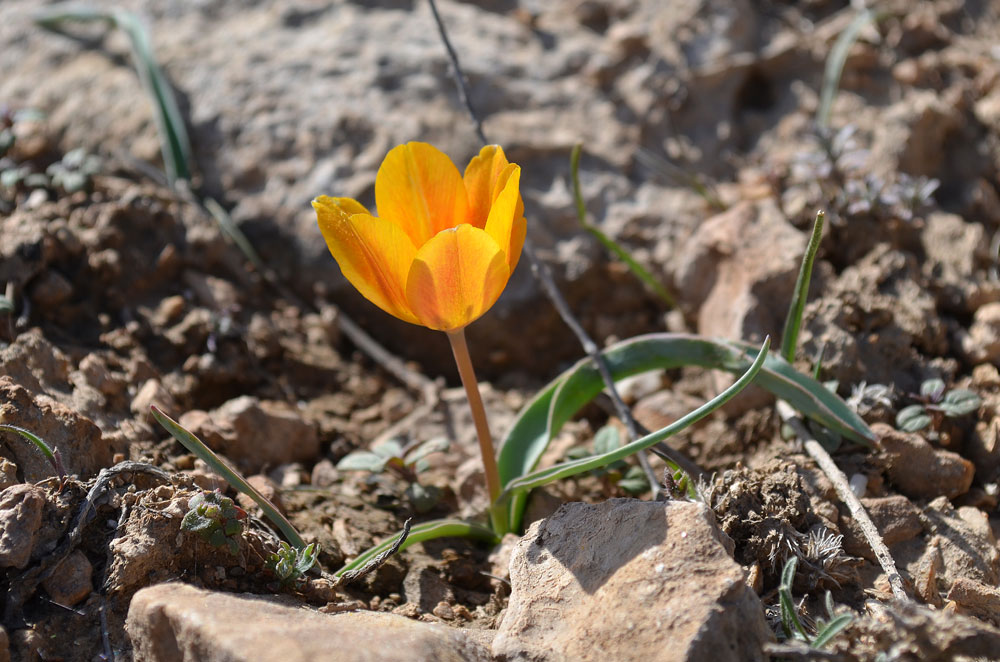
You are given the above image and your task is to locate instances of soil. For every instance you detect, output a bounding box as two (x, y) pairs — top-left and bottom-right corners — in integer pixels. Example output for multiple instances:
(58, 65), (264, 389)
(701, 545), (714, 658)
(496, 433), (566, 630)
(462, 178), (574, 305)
(3, 1), (1000, 661)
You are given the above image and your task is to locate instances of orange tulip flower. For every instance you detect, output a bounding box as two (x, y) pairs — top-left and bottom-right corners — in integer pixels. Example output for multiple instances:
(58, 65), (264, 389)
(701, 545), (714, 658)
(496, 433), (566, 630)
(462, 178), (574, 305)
(313, 142), (526, 332)
(313, 142), (526, 513)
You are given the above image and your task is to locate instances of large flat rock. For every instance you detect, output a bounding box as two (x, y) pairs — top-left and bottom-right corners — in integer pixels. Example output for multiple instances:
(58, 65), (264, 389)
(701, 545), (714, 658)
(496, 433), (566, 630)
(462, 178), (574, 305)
(126, 583), (490, 662)
(493, 498), (772, 662)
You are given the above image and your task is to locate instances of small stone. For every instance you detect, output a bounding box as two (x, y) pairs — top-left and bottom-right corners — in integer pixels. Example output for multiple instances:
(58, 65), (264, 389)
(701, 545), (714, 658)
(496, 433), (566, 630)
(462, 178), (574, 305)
(946, 577), (1000, 625)
(0, 459), (17, 492)
(492, 499), (772, 662)
(961, 302), (1000, 365)
(127, 583), (490, 662)
(403, 562), (454, 612)
(0, 625), (8, 662)
(0, 484), (46, 569)
(181, 396), (320, 473)
(28, 270), (73, 307)
(875, 423), (975, 499)
(431, 601), (455, 620)
(131, 379), (178, 420)
(41, 550), (93, 606)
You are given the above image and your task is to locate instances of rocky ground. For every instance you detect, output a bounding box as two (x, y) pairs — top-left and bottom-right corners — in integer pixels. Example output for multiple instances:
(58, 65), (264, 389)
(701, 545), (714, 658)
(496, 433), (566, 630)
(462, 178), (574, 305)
(3, 0), (1000, 660)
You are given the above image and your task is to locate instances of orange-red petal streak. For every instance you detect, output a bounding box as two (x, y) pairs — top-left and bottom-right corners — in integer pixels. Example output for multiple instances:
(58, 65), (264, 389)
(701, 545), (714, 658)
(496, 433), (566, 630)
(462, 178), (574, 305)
(405, 225), (509, 331)
(375, 142), (469, 246)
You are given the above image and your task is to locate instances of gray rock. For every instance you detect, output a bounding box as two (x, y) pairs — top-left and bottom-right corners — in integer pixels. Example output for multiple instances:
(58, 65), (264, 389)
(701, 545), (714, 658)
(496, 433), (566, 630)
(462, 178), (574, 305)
(0, 484), (46, 569)
(126, 583), (491, 662)
(673, 198), (804, 341)
(493, 498), (772, 662)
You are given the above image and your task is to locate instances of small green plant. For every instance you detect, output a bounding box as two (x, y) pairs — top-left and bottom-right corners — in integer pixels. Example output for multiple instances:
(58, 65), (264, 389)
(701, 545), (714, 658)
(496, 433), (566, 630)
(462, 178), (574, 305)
(778, 556), (854, 649)
(564, 425), (649, 496)
(181, 490), (247, 555)
(267, 541), (318, 588)
(151, 406), (310, 550)
(895, 378), (982, 433)
(337, 436), (450, 513)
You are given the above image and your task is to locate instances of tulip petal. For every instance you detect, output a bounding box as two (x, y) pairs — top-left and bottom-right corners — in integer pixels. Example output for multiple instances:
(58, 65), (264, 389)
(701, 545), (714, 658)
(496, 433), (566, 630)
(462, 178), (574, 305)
(463, 145), (515, 229)
(313, 195), (419, 324)
(405, 225), (509, 331)
(375, 142), (469, 247)
(483, 166), (526, 273)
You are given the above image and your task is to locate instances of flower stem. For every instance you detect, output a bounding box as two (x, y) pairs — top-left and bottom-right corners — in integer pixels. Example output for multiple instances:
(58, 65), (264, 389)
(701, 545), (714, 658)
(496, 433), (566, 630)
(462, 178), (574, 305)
(446, 329), (502, 506)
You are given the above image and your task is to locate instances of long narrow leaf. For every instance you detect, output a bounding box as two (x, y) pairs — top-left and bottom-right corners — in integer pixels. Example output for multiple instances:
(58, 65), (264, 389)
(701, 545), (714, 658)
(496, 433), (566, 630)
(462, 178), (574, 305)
(334, 519), (498, 577)
(151, 406), (307, 550)
(499, 338), (769, 515)
(498, 333), (875, 501)
(781, 210), (825, 362)
(811, 613), (853, 649)
(35, 8), (192, 184)
(0, 424), (63, 477)
(817, 9), (876, 129)
(571, 145), (675, 307)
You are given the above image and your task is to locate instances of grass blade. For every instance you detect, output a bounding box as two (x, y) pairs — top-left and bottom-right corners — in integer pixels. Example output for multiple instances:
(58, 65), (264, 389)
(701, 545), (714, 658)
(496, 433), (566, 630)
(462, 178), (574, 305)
(0, 424), (63, 477)
(334, 519), (498, 578)
(498, 334), (875, 506)
(34, 8), (192, 184)
(571, 145), (676, 307)
(780, 210), (825, 362)
(811, 613), (853, 649)
(817, 9), (876, 130)
(499, 338), (770, 508)
(150, 406), (307, 550)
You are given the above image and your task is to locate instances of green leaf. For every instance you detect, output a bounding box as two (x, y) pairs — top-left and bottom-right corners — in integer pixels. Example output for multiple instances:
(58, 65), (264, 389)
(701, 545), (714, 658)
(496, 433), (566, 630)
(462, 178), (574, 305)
(617, 466), (649, 495)
(500, 334), (873, 488)
(939, 389), (982, 417)
(817, 9), (876, 129)
(498, 338), (770, 518)
(811, 613), (853, 649)
(778, 556), (810, 641)
(920, 378), (945, 402)
(371, 438), (404, 459)
(0, 424), (58, 474)
(151, 406), (308, 550)
(404, 437), (449, 467)
(334, 519), (498, 578)
(336, 451), (388, 473)
(496, 333), (875, 534)
(592, 425), (621, 455)
(404, 483), (442, 514)
(895, 404), (931, 432)
(780, 210), (824, 362)
(35, 9), (192, 184)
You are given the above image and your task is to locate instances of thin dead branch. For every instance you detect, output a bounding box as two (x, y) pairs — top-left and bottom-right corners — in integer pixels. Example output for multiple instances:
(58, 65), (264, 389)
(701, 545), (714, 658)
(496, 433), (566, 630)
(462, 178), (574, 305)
(777, 400), (908, 601)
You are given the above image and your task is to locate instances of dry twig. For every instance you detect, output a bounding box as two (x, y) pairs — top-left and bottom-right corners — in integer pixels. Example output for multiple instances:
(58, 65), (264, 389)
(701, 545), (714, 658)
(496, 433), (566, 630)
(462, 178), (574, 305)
(777, 401), (908, 601)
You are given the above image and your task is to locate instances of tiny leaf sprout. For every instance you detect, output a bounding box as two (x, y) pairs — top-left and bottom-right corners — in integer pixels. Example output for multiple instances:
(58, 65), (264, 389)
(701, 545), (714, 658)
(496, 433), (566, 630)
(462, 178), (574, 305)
(895, 378), (982, 434)
(181, 490), (247, 555)
(337, 436), (449, 513)
(268, 542), (318, 588)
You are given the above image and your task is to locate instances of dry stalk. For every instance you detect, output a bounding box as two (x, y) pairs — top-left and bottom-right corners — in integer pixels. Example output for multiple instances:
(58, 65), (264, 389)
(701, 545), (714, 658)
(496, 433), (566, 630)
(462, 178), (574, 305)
(776, 400), (908, 601)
